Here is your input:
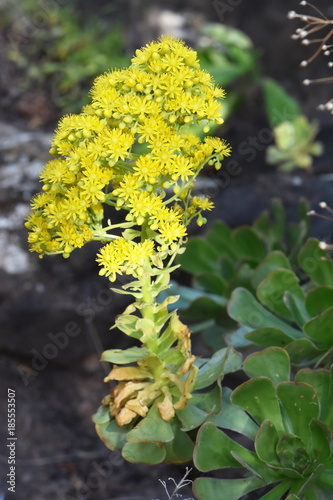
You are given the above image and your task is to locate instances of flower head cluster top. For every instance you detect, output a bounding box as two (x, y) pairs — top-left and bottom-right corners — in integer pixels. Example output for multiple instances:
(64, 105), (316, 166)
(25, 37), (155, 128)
(26, 36), (230, 280)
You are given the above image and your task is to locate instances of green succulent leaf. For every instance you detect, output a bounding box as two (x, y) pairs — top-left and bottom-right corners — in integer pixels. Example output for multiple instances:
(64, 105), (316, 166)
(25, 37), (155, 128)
(101, 347), (149, 363)
(251, 251), (292, 289)
(295, 369), (330, 422)
(209, 387), (258, 439)
(195, 272), (228, 295)
(206, 220), (234, 257)
(256, 269), (304, 321)
(276, 434), (310, 473)
(228, 287), (302, 338)
(194, 347), (242, 390)
(194, 422), (261, 471)
(309, 419), (331, 462)
(244, 347), (290, 384)
(284, 291), (311, 327)
(259, 481), (294, 500)
(193, 476), (266, 500)
(92, 404), (111, 424)
(232, 227), (267, 264)
(305, 286), (333, 317)
(232, 377), (284, 433)
(298, 239), (333, 287)
(277, 382), (319, 447)
(182, 296), (224, 321)
(255, 419), (280, 465)
(178, 238), (220, 274)
(125, 404), (174, 443)
(284, 338), (319, 362)
(122, 441), (166, 464)
(95, 418), (131, 451)
(303, 306), (333, 349)
(163, 418), (194, 463)
(245, 327), (295, 348)
(176, 385), (221, 431)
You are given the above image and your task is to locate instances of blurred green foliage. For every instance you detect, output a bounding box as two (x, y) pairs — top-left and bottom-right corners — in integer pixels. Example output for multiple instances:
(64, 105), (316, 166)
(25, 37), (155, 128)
(197, 25), (323, 172)
(5, 0), (129, 113)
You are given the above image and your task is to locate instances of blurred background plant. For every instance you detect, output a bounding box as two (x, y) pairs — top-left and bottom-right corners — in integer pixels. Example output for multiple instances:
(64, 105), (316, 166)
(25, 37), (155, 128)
(196, 23), (323, 173)
(4, 0), (130, 115)
(2, 0), (323, 172)
(289, 0), (333, 113)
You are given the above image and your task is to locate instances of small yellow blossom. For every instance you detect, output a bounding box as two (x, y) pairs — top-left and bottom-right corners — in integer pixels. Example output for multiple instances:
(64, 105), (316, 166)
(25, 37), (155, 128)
(191, 196), (214, 211)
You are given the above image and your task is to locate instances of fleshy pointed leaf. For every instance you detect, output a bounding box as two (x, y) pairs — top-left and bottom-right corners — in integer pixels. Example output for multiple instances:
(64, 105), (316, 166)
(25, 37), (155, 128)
(244, 347), (290, 384)
(263, 78), (301, 128)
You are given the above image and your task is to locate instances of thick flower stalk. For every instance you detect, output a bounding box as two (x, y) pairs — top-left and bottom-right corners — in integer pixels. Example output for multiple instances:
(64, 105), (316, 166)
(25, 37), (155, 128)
(26, 36), (230, 436)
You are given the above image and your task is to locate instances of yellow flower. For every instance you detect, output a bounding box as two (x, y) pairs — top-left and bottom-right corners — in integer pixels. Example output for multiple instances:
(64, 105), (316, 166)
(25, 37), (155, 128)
(112, 174), (142, 202)
(191, 196), (214, 211)
(133, 155), (160, 184)
(91, 128), (134, 163)
(169, 156), (194, 181)
(157, 220), (187, 243)
(96, 238), (154, 281)
(127, 191), (163, 218)
(27, 35), (229, 259)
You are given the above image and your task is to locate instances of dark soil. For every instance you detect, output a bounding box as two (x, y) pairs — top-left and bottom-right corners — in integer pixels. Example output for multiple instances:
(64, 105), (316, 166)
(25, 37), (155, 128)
(1, 1), (333, 500)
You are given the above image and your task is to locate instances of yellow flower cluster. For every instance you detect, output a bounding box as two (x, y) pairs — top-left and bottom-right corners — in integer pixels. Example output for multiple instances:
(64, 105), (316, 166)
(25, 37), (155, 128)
(97, 238), (154, 281)
(26, 35), (231, 273)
